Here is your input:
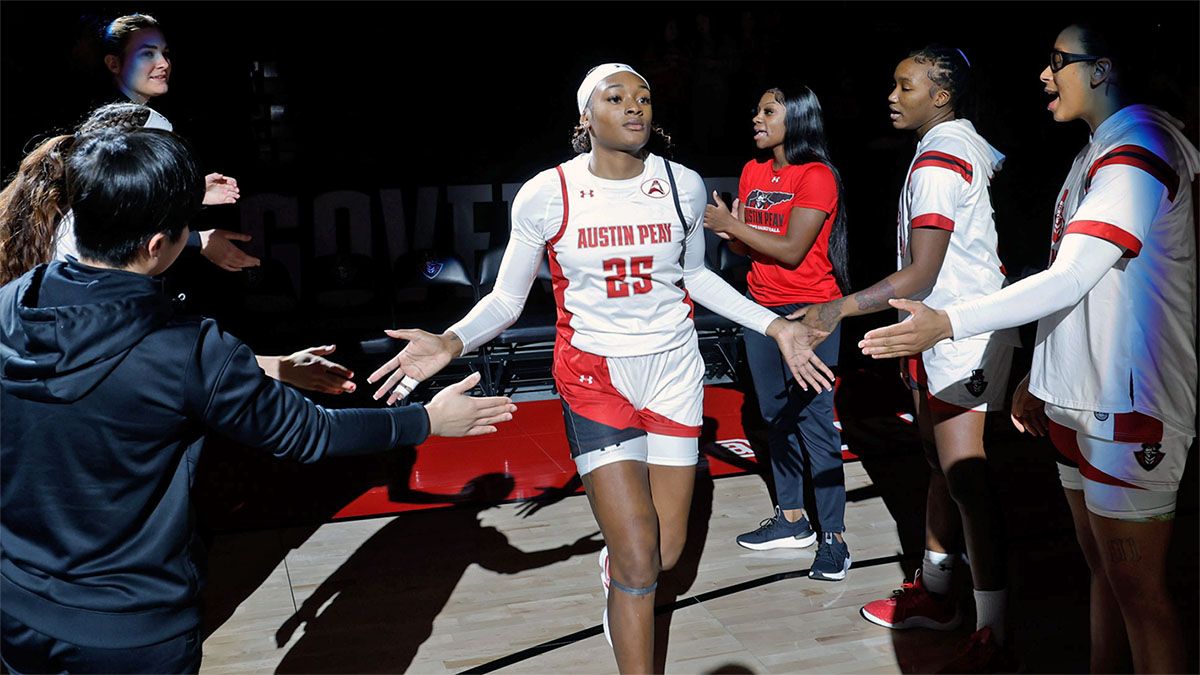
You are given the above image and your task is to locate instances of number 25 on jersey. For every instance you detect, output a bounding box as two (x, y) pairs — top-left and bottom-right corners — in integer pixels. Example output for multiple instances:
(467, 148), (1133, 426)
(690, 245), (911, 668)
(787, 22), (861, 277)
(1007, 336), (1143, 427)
(603, 256), (653, 298)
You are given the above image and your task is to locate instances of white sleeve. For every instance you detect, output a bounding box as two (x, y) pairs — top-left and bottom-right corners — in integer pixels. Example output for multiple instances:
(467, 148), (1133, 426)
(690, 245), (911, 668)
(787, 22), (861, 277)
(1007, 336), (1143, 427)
(446, 174), (559, 354)
(945, 232), (1124, 339)
(446, 237), (542, 354)
(673, 165), (778, 336)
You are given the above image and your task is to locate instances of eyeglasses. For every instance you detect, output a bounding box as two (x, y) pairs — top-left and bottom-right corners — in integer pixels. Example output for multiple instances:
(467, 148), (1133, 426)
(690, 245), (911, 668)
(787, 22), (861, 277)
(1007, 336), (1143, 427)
(1050, 49), (1101, 73)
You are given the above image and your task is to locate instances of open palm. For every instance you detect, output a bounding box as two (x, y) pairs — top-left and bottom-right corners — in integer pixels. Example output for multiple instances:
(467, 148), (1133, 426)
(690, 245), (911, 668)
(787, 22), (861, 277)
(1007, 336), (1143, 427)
(367, 329), (457, 404)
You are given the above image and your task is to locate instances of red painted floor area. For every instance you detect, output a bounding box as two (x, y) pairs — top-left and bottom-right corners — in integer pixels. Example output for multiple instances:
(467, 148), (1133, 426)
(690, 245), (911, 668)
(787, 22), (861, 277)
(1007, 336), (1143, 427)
(331, 384), (874, 520)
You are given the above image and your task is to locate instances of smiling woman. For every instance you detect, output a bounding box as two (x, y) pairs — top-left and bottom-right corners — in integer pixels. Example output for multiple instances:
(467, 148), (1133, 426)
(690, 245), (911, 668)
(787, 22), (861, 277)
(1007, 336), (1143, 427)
(96, 13), (254, 272)
(102, 14), (171, 104)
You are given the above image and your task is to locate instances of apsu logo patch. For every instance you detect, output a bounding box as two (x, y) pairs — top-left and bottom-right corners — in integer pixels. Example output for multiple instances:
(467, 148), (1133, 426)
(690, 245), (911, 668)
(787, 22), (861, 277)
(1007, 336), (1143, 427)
(641, 178), (669, 198)
(1136, 443), (1165, 471)
(1052, 189), (1069, 244)
(965, 369), (988, 397)
(745, 189), (793, 209)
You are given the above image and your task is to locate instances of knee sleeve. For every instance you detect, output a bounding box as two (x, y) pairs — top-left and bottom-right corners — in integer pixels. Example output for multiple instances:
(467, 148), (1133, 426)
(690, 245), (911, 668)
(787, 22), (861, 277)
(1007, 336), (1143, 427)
(609, 576), (658, 597)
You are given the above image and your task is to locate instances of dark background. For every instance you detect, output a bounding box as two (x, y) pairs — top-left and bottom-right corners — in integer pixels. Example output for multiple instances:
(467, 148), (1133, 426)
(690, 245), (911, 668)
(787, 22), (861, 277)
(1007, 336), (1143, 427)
(2, 1), (1197, 353)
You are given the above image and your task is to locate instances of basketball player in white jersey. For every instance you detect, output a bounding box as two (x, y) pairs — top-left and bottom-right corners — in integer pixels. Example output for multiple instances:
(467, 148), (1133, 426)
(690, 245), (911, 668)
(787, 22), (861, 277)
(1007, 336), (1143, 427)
(861, 23), (1198, 673)
(795, 46), (1017, 671)
(366, 64), (833, 672)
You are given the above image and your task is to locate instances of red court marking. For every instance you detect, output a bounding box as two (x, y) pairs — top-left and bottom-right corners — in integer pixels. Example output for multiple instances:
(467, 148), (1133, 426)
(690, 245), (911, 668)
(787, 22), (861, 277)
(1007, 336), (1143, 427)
(333, 384), (860, 520)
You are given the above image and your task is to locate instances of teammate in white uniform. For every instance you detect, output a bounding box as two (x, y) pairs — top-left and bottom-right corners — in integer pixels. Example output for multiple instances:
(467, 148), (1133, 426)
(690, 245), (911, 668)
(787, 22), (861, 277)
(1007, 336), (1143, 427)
(861, 24), (1198, 673)
(367, 64), (832, 673)
(799, 46), (1017, 671)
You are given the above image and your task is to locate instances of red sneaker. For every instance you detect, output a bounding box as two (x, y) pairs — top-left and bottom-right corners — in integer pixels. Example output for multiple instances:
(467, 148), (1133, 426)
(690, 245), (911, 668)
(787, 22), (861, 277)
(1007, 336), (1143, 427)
(860, 571), (962, 630)
(937, 626), (1019, 673)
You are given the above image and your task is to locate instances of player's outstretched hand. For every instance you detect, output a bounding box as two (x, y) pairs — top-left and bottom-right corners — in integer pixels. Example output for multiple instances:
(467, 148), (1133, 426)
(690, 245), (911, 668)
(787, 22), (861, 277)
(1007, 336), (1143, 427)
(768, 318), (835, 392)
(859, 299), (952, 358)
(425, 372), (516, 437)
(367, 329), (460, 404)
(271, 345), (355, 395)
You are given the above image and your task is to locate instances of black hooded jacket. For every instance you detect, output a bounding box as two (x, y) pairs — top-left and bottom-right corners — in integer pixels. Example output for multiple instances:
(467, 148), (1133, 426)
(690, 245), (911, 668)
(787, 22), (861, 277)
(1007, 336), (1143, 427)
(0, 261), (429, 647)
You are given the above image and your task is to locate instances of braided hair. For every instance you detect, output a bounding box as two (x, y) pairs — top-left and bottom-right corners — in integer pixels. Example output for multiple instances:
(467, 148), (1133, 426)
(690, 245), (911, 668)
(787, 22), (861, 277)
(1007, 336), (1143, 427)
(908, 45), (974, 119)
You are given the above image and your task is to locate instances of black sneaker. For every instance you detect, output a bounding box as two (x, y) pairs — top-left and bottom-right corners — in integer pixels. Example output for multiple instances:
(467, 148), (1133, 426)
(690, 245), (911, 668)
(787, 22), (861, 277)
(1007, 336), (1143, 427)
(809, 532), (851, 581)
(736, 506), (817, 550)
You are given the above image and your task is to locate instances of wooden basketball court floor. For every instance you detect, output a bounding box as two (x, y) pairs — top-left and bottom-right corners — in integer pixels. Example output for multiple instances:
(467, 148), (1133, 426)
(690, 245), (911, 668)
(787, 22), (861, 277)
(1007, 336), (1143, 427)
(196, 384), (1199, 674)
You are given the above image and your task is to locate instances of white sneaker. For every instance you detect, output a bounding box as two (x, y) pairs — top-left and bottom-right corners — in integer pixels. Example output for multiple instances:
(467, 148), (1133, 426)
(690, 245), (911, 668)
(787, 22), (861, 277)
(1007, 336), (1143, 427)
(599, 546), (612, 645)
(598, 545), (610, 598)
(602, 607), (612, 646)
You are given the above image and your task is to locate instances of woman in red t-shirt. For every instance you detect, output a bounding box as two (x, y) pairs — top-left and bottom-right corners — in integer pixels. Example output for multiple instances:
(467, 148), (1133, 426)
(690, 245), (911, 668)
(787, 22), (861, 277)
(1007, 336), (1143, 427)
(703, 84), (852, 580)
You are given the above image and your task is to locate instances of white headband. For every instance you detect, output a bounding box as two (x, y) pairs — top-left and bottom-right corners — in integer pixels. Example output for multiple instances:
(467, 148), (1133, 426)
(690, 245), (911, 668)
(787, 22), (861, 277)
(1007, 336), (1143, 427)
(576, 63), (648, 114)
(142, 108), (173, 131)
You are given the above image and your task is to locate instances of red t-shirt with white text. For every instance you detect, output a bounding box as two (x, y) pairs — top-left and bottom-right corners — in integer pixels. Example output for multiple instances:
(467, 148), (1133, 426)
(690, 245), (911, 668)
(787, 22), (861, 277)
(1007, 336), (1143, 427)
(739, 159), (842, 305)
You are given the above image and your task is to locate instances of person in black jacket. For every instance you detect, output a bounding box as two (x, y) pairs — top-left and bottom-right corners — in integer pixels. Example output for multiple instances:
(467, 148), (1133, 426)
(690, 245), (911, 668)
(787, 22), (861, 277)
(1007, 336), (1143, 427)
(0, 127), (515, 674)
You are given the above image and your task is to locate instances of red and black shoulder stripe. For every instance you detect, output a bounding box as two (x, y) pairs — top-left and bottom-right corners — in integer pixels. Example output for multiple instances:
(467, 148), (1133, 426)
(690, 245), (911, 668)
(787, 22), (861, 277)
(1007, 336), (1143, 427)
(911, 151), (974, 184)
(1086, 144), (1179, 201)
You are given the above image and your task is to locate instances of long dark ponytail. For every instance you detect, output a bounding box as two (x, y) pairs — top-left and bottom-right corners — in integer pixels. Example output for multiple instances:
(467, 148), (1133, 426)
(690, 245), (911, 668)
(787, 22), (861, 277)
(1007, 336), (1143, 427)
(768, 85), (850, 293)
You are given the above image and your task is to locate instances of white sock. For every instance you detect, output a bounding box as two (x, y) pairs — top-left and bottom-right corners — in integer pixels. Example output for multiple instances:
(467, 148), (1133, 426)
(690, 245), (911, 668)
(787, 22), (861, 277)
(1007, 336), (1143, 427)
(973, 588), (1008, 644)
(921, 549), (955, 596)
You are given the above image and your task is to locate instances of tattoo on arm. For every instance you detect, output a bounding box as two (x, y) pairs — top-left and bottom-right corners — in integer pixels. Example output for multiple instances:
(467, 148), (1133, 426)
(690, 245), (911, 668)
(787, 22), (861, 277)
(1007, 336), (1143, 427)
(817, 299), (844, 330)
(1107, 537), (1142, 565)
(853, 279), (900, 314)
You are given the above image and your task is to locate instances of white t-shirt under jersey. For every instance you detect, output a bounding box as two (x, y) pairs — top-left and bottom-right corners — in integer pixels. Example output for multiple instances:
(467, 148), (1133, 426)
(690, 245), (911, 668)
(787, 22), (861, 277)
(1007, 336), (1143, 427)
(449, 152), (778, 357)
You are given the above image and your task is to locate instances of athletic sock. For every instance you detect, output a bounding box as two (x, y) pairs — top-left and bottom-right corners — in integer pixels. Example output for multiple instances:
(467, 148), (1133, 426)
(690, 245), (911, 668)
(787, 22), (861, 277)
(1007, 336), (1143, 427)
(921, 549), (955, 596)
(973, 588), (1008, 644)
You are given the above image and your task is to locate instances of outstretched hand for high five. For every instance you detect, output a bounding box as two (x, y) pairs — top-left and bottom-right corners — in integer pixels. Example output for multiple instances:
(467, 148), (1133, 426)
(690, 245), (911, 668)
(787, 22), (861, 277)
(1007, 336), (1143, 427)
(766, 318), (835, 392)
(425, 372), (515, 437)
(203, 173), (240, 206)
(857, 298), (953, 359)
(367, 329), (464, 404)
(262, 345), (355, 395)
(199, 229), (261, 272)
